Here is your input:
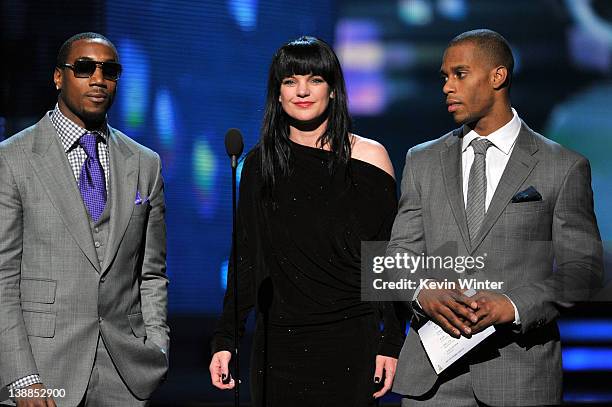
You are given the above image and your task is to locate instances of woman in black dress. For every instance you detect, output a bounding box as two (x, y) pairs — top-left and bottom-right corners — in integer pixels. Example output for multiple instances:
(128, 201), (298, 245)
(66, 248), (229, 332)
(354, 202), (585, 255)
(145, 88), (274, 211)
(210, 36), (404, 406)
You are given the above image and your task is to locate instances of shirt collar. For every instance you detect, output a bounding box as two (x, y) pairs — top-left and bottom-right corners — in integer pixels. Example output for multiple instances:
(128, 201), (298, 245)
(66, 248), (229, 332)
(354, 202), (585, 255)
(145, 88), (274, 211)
(461, 108), (521, 155)
(50, 104), (109, 153)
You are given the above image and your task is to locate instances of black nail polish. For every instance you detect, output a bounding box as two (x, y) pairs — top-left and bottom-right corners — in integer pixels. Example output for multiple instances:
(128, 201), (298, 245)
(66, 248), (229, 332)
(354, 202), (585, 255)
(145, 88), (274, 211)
(374, 376), (380, 383)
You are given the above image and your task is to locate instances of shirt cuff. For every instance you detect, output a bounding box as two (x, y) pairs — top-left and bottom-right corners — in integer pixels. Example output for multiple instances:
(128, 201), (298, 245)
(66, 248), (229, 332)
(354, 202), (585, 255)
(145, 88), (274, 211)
(412, 280), (432, 319)
(413, 290), (422, 310)
(413, 279), (435, 307)
(503, 294), (521, 325)
(412, 278), (433, 307)
(9, 374), (42, 390)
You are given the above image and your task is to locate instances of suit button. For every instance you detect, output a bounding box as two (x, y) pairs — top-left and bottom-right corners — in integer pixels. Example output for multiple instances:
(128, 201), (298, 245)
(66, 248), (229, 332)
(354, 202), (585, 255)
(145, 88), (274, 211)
(100, 277), (106, 283)
(94, 241), (101, 248)
(98, 317), (103, 323)
(94, 227), (99, 233)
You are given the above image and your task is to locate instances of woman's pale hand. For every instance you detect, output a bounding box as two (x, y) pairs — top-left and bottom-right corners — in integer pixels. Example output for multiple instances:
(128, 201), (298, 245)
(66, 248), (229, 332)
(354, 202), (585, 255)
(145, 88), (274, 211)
(372, 355), (398, 398)
(209, 351), (235, 389)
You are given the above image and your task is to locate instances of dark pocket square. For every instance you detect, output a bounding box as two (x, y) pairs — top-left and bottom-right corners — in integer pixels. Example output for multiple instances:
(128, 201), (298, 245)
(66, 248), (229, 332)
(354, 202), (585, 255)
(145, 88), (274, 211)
(511, 186), (542, 203)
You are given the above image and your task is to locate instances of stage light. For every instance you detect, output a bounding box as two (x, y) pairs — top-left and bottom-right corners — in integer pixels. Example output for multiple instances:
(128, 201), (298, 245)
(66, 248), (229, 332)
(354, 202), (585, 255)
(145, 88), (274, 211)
(193, 138), (219, 218)
(117, 39), (150, 134)
(565, 0), (612, 47)
(398, 0), (433, 26)
(228, 0), (257, 31)
(437, 0), (467, 21)
(154, 89), (177, 150)
(336, 19), (386, 115)
(559, 320), (612, 342)
(220, 260), (229, 290)
(563, 347), (612, 371)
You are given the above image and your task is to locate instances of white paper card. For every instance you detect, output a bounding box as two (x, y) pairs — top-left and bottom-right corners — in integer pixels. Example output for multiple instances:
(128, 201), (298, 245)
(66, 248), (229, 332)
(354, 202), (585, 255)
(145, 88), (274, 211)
(416, 288), (495, 374)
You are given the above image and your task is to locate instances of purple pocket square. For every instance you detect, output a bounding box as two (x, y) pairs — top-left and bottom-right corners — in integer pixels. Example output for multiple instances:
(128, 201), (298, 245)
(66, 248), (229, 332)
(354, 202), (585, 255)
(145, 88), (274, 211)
(135, 191), (149, 205)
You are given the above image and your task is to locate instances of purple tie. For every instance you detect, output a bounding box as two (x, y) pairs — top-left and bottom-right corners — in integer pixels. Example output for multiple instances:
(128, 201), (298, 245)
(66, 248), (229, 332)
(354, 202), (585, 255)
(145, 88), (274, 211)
(78, 133), (107, 221)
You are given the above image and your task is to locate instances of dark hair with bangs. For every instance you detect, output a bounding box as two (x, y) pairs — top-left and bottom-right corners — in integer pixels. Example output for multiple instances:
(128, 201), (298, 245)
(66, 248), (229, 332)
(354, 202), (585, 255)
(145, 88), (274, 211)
(257, 36), (352, 203)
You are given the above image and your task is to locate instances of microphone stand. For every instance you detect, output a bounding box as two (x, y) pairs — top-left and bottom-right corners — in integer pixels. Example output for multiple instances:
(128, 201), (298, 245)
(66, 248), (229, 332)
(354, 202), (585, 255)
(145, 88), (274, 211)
(231, 153), (240, 407)
(225, 128), (243, 407)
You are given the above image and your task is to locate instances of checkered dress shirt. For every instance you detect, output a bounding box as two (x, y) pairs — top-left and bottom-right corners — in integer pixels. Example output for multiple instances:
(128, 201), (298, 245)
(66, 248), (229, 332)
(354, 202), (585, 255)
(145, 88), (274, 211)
(9, 105), (111, 392)
(50, 104), (110, 189)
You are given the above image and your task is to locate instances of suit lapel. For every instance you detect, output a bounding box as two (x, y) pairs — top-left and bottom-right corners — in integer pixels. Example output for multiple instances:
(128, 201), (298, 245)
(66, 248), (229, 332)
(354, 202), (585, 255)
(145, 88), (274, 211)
(101, 128), (139, 275)
(440, 129), (472, 252)
(29, 115), (100, 272)
(470, 121), (539, 252)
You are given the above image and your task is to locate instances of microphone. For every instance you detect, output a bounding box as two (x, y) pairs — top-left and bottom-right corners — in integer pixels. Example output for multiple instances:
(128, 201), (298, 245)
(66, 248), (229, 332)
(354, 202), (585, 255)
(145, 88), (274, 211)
(225, 128), (244, 168)
(224, 127), (244, 407)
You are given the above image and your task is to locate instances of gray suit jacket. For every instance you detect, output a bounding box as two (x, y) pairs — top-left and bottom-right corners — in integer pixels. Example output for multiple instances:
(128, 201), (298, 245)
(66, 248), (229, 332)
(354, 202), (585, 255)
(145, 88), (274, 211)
(0, 114), (169, 405)
(388, 122), (602, 406)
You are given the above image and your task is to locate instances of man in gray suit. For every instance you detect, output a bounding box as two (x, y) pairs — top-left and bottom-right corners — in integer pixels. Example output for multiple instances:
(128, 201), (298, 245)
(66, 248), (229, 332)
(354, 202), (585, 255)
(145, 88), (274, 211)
(0, 32), (169, 406)
(387, 29), (602, 406)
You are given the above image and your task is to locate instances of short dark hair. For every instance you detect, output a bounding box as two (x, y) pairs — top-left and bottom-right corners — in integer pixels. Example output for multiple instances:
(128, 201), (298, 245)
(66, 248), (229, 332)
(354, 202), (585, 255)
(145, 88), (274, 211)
(449, 29), (514, 87)
(258, 36), (352, 201)
(56, 32), (118, 66)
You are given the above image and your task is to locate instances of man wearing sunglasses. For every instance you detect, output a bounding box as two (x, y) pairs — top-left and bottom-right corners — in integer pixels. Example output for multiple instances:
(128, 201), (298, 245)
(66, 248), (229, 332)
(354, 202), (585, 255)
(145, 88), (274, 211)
(0, 32), (169, 406)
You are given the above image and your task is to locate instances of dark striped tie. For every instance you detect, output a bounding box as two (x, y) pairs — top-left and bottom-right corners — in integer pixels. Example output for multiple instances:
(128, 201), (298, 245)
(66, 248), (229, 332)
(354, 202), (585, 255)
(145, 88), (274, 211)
(466, 138), (493, 243)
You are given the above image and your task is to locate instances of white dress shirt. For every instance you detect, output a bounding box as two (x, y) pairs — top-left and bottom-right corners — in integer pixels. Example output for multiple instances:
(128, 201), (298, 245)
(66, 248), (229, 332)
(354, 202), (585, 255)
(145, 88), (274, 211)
(460, 107), (521, 325)
(461, 108), (521, 210)
(415, 108), (522, 325)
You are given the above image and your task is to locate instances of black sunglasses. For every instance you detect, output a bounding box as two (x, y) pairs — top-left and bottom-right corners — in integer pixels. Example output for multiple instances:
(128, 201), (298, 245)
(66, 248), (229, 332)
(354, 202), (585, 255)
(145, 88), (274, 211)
(59, 59), (122, 81)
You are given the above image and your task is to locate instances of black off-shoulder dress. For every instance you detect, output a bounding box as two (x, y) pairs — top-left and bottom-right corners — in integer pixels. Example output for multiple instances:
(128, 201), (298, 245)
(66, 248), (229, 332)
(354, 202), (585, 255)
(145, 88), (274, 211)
(212, 139), (405, 406)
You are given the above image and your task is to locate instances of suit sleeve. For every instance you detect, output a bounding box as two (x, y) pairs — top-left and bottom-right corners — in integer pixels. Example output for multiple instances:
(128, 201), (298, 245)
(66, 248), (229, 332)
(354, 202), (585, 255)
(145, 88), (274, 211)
(385, 148), (427, 307)
(0, 151), (39, 386)
(139, 153), (170, 351)
(211, 158), (256, 354)
(506, 156), (603, 333)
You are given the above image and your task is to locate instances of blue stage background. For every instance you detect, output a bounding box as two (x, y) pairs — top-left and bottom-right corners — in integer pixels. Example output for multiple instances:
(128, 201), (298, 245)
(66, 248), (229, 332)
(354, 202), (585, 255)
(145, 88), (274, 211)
(105, 0), (336, 313)
(103, 0), (612, 314)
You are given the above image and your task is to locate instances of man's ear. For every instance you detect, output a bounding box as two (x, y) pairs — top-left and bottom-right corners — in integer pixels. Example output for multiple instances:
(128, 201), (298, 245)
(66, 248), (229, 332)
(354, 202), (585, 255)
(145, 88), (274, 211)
(54, 67), (62, 91)
(491, 66), (509, 90)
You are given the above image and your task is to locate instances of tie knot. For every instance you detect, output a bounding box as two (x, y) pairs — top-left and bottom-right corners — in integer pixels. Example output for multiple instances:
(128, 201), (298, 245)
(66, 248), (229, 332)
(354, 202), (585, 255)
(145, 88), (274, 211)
(79, 133), (99, 158)
(471, 138), (493, 156)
